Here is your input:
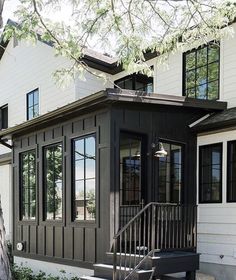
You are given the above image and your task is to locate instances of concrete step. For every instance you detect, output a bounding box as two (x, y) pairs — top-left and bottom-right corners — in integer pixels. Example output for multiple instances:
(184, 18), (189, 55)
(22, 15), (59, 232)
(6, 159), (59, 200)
(94, 263), (153, 280)
(196, 273), (215, 280)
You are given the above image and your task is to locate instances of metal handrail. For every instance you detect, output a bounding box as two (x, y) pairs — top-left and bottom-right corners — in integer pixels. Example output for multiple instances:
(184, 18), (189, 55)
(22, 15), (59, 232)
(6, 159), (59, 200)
(114, 202), (177, 239)
(112, 202), (197, 280)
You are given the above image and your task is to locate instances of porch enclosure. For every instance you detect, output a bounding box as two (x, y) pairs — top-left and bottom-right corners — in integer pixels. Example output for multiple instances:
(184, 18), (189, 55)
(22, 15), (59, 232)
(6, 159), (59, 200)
(11, 96), (206, 269)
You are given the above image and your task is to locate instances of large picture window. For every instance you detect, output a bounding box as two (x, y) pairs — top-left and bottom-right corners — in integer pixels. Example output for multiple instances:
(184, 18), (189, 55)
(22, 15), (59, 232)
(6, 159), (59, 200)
(183, 42), (220, 100)
(73, 135), (96, 221)
(157, 143), (183, 203)
(20, 150), (36, 220)
(199, 143), (222, 203)
(227, 141), (236, 202)
(44, 143), (63, 220)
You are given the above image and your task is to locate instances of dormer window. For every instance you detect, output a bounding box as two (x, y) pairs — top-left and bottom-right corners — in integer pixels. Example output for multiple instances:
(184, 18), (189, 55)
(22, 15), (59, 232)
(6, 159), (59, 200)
(27, 89), (39, 120)
(183, 42), (220, 100)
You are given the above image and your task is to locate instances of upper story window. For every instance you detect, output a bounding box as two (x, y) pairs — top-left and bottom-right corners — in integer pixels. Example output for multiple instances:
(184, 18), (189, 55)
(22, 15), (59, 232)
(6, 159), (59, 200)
(20, 150), (36, 220)
(157, 142), (183, 204)
(0, 104), (8, 130)
(73, 135), (96, 221)
(44, 143), (63, 220)
(115, 73), (153, 94)
(199, 143), (222, 203)
(183, 42), (220, 100)
(27, 89), (39, 120)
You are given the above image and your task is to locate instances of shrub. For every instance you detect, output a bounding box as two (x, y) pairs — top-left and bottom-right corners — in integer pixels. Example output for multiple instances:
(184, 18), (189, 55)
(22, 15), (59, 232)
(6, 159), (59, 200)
(12, 265), (80, 280)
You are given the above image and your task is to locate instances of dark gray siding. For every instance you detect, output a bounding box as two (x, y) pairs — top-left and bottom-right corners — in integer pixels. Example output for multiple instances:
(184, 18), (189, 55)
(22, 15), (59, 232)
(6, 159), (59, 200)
(13, 109), (111, 268)
(110, 103), (203, 234)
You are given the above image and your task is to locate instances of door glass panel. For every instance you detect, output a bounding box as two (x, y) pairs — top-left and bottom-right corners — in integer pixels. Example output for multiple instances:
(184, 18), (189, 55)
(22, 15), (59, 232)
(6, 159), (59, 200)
(157, 142), (183, 203)
(120, 133), (142, 205)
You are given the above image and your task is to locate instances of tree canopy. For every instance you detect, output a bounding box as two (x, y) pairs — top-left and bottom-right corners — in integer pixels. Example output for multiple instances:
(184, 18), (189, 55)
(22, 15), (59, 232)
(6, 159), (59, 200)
(2, 0), (236, 82)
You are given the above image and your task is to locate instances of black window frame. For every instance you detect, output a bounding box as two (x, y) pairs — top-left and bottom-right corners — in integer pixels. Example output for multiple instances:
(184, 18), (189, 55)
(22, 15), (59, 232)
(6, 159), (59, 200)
(20, 149), (37, 221)
(72, 134), (97, 222)
(199, 143), (223, 204)
(115, 72), (153, 94)
(27, 88), (39, 120)
(157, 140), (184, 204)
(43, 142), (63, 221)
(227, 140), (236, 203)
(183, 41), (220, 101)
(0, 104), (8, 130)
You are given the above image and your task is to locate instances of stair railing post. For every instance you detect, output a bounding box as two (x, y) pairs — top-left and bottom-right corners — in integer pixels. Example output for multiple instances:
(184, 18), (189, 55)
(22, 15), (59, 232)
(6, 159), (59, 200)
(113, 237), (117, 280)
(151, 204), (156, 256)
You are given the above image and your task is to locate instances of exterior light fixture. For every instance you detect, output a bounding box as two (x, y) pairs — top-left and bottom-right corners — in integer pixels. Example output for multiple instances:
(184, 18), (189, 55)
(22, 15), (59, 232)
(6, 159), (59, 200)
(133, 150), (141, 159)
(154, 142), (167, 158)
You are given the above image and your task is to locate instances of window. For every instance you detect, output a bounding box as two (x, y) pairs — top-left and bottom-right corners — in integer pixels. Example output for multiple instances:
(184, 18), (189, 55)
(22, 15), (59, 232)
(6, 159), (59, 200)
(227, 141), (236, 202)
(27, 89), (39, 120)
(157, 143), (183, 203)
(183, 42), (220, 100)
(73, 135), (96, 221)
(120, 133), (142, 205)
(0, 104), (8, 130)
(44, 144), (63, 220)
(20, 150), (36, 220)
(199, 143), (222, 203)
(115, 73), (153, 94)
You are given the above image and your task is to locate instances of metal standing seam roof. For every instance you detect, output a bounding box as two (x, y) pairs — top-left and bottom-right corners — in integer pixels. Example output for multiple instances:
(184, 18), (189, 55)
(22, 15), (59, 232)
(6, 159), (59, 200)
(0, 89), (227, 140)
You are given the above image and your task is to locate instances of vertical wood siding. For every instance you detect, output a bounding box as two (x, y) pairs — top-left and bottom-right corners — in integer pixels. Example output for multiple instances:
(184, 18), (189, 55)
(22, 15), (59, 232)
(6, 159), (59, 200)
(13, 109), (111, 267)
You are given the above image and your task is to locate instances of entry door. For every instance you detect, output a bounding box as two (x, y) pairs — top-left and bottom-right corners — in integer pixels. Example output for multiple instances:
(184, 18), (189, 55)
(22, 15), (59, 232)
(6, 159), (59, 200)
(119, 132), (145, 227)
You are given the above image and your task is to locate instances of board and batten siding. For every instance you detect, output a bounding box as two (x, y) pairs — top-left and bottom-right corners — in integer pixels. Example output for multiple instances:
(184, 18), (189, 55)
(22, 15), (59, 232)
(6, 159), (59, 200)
(12, 109), (111, 267)
(197, 129), (236, 266)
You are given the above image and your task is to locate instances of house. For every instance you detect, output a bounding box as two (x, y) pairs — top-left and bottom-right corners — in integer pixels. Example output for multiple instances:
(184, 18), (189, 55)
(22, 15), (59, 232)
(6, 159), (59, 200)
(0, 19), (236, 280)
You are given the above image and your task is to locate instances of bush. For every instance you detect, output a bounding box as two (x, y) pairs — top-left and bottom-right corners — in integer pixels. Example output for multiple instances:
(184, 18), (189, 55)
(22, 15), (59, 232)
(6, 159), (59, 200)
(12, 265), (80, 280)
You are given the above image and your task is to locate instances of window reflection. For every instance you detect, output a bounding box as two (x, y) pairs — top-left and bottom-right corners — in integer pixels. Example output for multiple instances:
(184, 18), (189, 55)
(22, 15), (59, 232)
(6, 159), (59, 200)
(44, 144), (63, 220)
(120, 133), (142, 205)
(73, 135), (96, 221)
(184, 42), (220, 100)
(158, 143), (182, 203)
(21, 150), (36, 220)
(199, 144), (222, 203)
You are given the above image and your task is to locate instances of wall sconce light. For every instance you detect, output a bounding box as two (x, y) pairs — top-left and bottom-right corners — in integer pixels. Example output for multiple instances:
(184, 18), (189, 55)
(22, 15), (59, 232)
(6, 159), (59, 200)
(153, 142), (168, 158)
(133, 150), (141, 159)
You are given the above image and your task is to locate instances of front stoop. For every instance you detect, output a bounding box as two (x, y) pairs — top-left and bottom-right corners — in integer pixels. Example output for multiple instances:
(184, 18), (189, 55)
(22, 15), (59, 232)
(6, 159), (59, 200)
(196, 273), (215, 280)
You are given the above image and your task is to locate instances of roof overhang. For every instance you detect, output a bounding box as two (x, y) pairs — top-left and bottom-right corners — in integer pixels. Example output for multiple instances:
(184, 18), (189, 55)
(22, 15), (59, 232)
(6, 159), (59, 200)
(0, 20), (158, 75)
(0, 89), (227, 141)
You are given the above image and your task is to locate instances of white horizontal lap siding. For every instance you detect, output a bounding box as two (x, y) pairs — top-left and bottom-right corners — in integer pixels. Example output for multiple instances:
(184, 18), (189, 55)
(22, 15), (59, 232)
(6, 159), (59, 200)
(75, 68), (112, 99)
(0, 38), (76, 129)
(197, 130), (236, 266)
(155, 53), (183, 96)
(0, 164), (12, 241)
(221, 24), (236, 107)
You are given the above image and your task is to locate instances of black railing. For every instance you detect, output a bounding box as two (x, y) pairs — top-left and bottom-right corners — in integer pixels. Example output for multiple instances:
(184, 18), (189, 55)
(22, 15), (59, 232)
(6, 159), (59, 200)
(119, 205), (141, 228)
(113, 203), (197, 280)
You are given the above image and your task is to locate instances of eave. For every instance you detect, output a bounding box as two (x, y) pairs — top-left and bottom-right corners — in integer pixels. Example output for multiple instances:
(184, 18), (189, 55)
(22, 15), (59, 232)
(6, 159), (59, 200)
(0, 89), (227, 141)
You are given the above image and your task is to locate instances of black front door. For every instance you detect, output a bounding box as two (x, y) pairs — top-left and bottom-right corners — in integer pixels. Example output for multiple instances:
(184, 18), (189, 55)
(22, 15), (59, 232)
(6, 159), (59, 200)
(119, 132), (146, 227)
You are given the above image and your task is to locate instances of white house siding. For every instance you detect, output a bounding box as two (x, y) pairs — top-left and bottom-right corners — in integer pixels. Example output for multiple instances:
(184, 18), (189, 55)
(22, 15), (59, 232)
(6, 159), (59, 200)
(0, 163), (12, 240)
(220, 24), (236, 108)
(75, 68), (112, 99)
(155, 52), (183, 96)
(0, 38), (75, 129)
(197, 129), (236, 277)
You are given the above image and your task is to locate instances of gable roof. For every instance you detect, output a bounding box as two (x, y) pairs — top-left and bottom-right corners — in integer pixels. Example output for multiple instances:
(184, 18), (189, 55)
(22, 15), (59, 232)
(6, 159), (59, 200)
(0, 19), (157, 75)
